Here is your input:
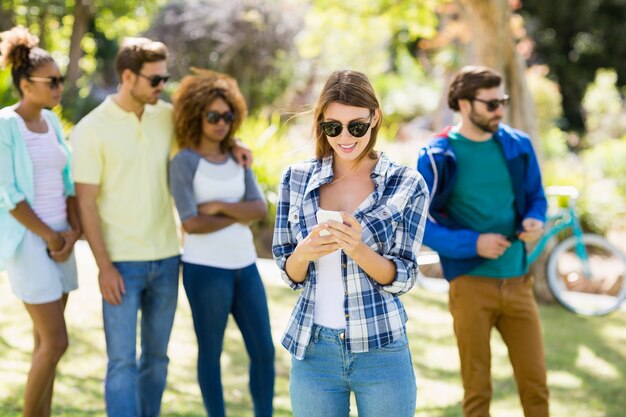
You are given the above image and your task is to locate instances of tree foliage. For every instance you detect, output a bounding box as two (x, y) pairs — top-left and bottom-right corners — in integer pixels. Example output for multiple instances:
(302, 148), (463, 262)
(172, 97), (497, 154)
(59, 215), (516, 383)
(299, 0), (438, 77)
(521, 0), (626, 132)
(0, 0), (163, 120)
(147, 0), (303, 111)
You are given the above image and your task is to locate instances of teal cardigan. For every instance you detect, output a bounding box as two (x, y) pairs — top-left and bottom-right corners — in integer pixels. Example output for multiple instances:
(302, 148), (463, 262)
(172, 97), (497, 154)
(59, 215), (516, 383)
(0, 106), (75, 269)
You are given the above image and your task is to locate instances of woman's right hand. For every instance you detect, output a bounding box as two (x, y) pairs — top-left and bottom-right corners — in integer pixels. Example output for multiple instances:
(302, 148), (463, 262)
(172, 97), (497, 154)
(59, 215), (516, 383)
(45, 232), (65, 252)
(293, 224), (341, 262)
(285, 224), (341, 283)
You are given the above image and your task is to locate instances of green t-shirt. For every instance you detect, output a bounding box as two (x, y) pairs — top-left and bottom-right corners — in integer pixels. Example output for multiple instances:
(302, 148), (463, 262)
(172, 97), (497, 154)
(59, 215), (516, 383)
(447, 129), (526, 278)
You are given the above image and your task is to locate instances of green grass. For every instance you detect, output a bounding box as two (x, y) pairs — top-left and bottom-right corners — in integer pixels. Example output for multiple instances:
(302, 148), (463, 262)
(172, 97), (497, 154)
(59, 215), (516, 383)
(1, 244), (626, 416)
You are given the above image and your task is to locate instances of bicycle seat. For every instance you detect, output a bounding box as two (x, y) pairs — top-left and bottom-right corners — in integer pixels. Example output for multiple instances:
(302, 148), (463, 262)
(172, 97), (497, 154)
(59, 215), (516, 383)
(545, 186), (579, 199)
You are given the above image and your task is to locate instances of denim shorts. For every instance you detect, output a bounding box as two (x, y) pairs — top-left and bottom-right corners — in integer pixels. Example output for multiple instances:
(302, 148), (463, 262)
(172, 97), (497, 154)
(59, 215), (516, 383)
(5, 220), (78, 304)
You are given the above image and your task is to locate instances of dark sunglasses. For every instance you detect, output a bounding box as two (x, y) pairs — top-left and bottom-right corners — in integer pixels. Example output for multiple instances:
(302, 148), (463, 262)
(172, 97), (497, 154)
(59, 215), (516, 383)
(28, 75), (65, 90)
(471, 95), (510, 112)
(138, 73), (170, 87)
(319, 115), (373, 138)
(205, 111), (235, 124)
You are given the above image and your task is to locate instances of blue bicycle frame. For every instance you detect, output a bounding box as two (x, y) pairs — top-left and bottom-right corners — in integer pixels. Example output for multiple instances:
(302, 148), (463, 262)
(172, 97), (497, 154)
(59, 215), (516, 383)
(526, 206), (591, 276)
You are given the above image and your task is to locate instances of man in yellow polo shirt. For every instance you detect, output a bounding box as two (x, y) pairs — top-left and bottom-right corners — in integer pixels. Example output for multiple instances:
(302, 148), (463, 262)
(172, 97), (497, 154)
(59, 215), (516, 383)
(71, 38), (250, 417)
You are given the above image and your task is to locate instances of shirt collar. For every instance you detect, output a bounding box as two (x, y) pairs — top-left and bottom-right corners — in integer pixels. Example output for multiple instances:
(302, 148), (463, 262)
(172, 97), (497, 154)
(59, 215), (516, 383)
(102, 95), (159, 119)
(371, 152), (390, 184)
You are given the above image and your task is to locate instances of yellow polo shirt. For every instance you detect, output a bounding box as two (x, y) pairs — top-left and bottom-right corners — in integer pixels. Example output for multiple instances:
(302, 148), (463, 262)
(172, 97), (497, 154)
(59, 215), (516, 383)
(71, 96), (180, 262)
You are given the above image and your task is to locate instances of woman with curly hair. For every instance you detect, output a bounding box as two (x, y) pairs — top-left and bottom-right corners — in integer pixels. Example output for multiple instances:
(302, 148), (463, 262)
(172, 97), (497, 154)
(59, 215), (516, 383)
(169, 70), (275, 417)
(0, 26), (80, 416)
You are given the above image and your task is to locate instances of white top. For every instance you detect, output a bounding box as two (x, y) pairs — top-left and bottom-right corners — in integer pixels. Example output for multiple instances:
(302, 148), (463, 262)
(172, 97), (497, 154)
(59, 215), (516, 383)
(17, 115), (67, 224)
(313, 249), (346, 329)
(182, 157), (257, 269)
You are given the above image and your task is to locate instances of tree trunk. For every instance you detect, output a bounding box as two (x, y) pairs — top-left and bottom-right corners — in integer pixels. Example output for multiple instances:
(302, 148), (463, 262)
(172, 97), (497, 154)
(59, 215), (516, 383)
(62, 0), (92, 112)
(37, 10), (48, 50)
(455, 0), (552, 302)
(455, 0), (539, 149)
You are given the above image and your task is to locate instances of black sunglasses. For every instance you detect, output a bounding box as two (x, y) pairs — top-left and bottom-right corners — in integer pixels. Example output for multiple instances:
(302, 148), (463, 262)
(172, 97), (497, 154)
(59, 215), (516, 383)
(205, 111), (235, 124)
(28, 75), (65, 90)
(138, 73), (170, 87)
(471, 95), (510, 112)
(319, 115), (373, 138)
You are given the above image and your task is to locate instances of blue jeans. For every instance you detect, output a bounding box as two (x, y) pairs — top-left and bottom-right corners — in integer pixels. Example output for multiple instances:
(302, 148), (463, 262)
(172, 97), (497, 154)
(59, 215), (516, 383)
(183, 262), (275, 417)
(103, 255), (180, 417)
(290, 325), (416, 417)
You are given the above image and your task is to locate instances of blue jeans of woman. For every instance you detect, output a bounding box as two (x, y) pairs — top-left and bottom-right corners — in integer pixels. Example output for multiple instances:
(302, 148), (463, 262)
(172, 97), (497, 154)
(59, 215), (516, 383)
(183, 262), (275, 417)
(103, 255), (180, 417)
(290, 325), (417, 417)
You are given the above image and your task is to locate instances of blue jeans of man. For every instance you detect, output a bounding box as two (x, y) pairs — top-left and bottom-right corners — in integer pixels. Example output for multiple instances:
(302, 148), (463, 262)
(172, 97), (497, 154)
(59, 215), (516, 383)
(290, 325), (417, 417)
(183, 262), (275, 417)
(103, 255), (180, 417)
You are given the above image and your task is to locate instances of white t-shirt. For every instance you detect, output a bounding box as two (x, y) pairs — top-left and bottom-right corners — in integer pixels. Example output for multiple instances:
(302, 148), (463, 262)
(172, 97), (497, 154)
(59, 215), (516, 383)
(313, 249), (346, 329)
(169, 149), (265, 269)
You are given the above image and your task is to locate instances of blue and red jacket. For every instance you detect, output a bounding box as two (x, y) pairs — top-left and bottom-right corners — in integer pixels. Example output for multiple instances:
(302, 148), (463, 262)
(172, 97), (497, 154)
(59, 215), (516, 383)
(416, 124), (547, 281)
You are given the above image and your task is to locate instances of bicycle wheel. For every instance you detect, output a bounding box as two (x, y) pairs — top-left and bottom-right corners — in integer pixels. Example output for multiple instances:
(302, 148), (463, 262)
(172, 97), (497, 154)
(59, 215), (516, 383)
(547, 234), (626, 316)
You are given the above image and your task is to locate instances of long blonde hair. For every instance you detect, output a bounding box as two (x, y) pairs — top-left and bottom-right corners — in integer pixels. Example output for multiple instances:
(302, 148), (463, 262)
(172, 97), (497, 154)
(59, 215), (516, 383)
(313, 70), (381, 162)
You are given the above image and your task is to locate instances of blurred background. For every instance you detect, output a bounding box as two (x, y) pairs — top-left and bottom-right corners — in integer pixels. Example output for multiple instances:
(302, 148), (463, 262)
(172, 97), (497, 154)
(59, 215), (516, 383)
(2, 0), (626, 248)
(2, 1), (626, 416)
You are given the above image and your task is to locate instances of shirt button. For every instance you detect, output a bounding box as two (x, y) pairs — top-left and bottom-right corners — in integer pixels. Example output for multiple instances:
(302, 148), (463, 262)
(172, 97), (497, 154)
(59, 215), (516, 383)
(339, 332), (345, 340)
(341, 263), (347, 269)
(345, 313), (350, 318)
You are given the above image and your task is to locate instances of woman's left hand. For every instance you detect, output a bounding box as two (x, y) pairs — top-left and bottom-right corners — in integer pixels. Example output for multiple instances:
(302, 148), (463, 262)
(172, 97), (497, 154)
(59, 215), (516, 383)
(326, 212), (364, 259)
(49, 229), (80, 263)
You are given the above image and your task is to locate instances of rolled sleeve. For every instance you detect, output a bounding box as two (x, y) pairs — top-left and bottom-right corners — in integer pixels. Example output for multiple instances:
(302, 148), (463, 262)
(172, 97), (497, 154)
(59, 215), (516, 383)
(381, 178), (429, 295)
(272, 167), (305, 290)
(0, 133), (26, 211)
(0, 186), (25, 211)
(381, 255), (416, 294)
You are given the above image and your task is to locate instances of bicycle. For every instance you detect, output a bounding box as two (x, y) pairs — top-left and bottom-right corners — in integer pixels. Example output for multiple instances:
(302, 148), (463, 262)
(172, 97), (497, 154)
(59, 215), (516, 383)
(417, 186), (626, 316)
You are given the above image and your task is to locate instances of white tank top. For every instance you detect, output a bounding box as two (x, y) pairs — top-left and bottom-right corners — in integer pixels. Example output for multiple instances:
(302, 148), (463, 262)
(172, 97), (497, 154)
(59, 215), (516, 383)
(182, 158), (257, 269)
(314, 249), (346, 329)
(17, 115), (67, 224)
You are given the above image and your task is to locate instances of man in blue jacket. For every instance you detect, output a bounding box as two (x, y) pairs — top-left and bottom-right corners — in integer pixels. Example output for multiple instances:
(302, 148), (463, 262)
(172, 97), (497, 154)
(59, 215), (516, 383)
(417, 66), (549, 417)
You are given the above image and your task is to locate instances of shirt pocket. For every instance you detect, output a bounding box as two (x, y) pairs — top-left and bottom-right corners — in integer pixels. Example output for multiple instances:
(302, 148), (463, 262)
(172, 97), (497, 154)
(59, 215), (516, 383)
(362, 205), (402, 254)
(288, 205), (304, 242)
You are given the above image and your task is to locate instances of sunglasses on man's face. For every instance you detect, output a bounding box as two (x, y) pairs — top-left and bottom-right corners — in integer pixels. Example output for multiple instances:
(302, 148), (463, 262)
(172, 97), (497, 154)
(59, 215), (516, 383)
(138, 73), (170, 87)
(471, 95), (510, 112)
(28, 75), (65, 90)
(319, 115), (372, 138)
(205, 111), (235, 124)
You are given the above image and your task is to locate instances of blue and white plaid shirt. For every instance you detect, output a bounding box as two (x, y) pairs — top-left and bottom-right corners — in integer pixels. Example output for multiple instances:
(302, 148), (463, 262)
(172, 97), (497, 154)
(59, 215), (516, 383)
(272, 153), (429, 360)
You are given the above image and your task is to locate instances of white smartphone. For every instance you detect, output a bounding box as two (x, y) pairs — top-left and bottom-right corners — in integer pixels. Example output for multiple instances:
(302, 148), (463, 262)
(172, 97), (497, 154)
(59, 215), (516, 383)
(316, 209), (343, 236)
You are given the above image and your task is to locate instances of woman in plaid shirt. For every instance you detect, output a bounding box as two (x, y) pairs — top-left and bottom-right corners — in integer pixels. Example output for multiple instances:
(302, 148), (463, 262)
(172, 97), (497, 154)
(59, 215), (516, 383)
(273, 70), (429, 416)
